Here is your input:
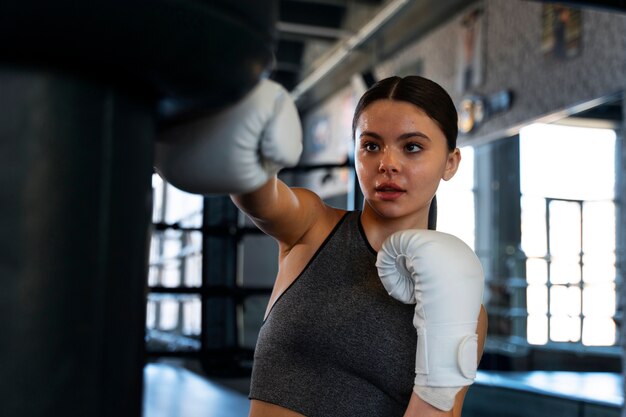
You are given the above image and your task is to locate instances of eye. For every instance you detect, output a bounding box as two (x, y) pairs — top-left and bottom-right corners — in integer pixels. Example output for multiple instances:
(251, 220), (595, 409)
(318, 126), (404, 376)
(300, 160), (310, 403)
(362, 142), (380, 152)
(405, 143), (422, 153)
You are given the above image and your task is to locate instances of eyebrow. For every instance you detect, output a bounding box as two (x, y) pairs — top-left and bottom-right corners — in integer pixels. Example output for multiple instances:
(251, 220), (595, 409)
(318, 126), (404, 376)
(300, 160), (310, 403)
(359, 130), (431, 141)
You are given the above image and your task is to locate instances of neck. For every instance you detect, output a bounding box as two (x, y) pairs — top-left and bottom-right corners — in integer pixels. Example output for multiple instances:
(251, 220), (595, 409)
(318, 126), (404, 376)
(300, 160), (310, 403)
(360, 203), (429, 251)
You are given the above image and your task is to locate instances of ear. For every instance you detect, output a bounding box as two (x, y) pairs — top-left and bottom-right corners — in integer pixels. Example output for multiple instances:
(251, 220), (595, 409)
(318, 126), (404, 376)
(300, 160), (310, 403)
(442, 148), (461, 181)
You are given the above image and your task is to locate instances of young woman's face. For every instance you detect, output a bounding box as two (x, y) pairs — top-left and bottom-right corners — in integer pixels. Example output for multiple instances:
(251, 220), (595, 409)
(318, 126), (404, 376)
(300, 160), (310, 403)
(354, 99), (460, 223)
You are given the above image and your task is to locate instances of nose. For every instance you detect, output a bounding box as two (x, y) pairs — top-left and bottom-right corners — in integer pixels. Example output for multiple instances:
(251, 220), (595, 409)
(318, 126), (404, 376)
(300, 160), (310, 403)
(378, 149), (399, 174)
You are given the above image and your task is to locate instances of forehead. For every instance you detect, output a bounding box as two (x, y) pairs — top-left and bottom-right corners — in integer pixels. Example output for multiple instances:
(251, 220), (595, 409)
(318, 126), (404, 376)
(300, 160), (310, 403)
(356, 100), (442, 136)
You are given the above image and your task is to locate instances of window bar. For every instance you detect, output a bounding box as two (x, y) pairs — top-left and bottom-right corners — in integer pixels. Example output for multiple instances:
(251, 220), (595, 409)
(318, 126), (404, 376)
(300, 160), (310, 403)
(578, 200), (584, 343)
(545, 197), (586, 344)
(200, 198), (208, 359)
(154, 178), (169, 324)
(546, 197), (552, 342)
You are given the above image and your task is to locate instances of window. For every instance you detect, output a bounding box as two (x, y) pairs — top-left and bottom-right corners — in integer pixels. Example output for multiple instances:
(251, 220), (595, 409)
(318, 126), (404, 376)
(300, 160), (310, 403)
(437, 146), (476, 249)
(147, 174), (205, 352)
(519, 123), (617, 347)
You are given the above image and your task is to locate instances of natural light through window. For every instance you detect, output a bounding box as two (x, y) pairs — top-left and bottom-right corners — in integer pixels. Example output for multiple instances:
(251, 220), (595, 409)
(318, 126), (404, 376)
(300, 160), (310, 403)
(519, 123), (616, 346)
(437, 146), (475, 249)
(147, 175), (205, 342)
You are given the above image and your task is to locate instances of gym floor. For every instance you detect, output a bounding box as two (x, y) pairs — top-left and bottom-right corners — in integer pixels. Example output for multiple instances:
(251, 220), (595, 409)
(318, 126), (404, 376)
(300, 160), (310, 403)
(143, 362), (251, 417)
(143, 361), (622, 417)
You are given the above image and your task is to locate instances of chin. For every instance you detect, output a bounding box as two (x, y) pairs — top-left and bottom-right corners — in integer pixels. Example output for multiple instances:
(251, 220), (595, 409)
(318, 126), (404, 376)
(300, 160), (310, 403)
(370, 201), (428, 223)
(370, 203), (409, 220)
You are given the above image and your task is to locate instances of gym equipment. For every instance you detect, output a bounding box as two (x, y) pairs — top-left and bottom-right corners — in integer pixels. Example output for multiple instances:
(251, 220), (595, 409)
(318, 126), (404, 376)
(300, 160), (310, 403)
(0, 1), (276, 416)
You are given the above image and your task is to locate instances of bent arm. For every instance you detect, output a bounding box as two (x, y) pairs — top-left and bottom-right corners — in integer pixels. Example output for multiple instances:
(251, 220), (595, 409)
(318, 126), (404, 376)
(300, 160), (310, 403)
(403, 305), (488, 417)
(231, 177), (328, 248)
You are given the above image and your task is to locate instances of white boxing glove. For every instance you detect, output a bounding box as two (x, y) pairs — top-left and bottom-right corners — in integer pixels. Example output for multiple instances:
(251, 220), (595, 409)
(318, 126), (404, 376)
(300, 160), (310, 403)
(376, 230), (484, 411)
(154, 79), (303, 195)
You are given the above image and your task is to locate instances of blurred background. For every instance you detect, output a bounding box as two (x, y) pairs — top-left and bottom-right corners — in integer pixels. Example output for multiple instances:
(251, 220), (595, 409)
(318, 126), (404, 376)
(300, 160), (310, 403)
(1, 1), (624, 416)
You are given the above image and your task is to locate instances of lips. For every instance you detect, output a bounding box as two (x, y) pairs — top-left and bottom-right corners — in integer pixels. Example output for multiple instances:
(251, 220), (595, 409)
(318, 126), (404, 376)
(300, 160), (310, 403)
(376, 183), (403, 192)
(375, 182), (405, 200)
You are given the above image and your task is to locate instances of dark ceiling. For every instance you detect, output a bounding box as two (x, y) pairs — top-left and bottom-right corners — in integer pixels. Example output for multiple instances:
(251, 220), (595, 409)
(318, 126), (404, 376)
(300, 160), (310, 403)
(267, 0), (626, 114)
(270, 0), (383, 93)
(269, 0), (474, 112)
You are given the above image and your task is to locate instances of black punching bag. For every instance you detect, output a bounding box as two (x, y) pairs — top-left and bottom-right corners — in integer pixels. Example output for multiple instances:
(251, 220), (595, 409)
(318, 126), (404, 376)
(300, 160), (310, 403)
(0, 1), (276, 416)
(0, 69), (154, 417)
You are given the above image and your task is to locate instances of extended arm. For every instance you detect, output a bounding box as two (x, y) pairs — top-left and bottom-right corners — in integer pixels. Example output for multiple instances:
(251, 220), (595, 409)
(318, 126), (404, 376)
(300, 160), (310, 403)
(154, 79), (324, 246)
(231, 178), (329, 247)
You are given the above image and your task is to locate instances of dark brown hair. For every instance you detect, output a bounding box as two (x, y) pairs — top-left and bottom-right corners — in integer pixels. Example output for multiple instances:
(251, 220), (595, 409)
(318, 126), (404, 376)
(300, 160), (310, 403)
(352, 75), (458, 151)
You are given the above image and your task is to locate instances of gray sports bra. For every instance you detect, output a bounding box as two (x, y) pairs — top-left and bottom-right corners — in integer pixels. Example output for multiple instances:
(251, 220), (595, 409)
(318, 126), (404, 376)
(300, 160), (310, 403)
(249, 211), (416, 417)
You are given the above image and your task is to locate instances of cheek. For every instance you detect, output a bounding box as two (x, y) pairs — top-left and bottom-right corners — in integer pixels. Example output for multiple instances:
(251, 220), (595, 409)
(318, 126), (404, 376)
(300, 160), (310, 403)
(355, 159), (367, 183)
(354, 151), (367, 175)
(406, 160), (445, 184)
(355, 158), (375, 191)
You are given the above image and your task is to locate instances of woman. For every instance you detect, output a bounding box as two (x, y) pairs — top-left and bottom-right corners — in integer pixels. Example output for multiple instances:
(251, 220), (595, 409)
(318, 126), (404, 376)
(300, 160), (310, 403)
(231, 75), (488, 417)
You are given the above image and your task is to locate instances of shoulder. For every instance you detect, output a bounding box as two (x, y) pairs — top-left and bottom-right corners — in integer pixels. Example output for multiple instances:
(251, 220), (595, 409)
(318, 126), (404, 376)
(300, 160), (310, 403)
(291, 187), (348, 228)
(279, 190), (348, 254)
